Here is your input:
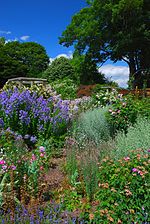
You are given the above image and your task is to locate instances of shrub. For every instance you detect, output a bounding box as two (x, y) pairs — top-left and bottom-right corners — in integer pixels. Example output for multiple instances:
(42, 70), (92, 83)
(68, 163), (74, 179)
(51, 77), (78, 99)
(92, 88), (123, 107)
(107, 95), (150, 133)
(73, 107), (111, 147)
(113, 117), (150, 159)
(93, 150), (150, 223)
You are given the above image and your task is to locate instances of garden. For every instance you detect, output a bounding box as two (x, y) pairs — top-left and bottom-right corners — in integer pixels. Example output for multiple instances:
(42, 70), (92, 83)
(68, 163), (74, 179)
(0, 81), (150, 223)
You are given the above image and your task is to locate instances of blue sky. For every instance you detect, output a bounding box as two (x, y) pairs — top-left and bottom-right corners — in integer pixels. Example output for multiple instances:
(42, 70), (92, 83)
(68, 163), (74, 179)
(0, 0), (129, 87)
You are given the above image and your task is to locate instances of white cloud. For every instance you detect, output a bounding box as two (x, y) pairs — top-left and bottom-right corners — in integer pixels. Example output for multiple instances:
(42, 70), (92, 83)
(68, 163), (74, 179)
(0, 30), (11, 35)
(20, 35), (30, 41)
(99, 64), (129, 88)
(49, 51), (73, 63)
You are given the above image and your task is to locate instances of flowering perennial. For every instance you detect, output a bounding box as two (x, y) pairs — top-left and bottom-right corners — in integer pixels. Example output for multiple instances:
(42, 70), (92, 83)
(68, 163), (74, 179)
(0, 88), (71, 138)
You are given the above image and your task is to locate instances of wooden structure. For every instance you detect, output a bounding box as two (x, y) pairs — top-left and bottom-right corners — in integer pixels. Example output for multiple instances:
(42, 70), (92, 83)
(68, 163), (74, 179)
(7, 77), (47, 87)
(118, 88), (150, 97)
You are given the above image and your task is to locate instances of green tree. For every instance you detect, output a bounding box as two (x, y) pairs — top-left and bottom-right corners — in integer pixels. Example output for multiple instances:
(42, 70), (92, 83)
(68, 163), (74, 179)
(71, 52), (106, 84)
(42, 56), (75, 82)
(59, 0), (150, 88)
(0, 40), (49, 87)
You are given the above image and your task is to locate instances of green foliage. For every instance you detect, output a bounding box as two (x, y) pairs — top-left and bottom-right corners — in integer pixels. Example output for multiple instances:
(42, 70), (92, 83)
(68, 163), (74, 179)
(0, 40), (49, 85)
(66, 147), (79, 187)
(3, 82), (57, 99)
(37, 134), (67, 158)
(71, 52), (107, 85)
(94, 151), (150, 223)
(113, 117), (150, 159)
(81, 156), (99, 201)
(51, 77), (78, 99)
(92, 88), (121, 107)
(73, 107), (111, 147)
(107, 95), (150, 133)
(42, 57), (75, 82)
(59, 0), (150, 88)
(61, 190), (82, 212)
(0, 129), (50, 202)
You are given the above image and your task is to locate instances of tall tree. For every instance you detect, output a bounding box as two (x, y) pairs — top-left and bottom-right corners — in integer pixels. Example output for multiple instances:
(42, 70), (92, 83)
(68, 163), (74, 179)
(70, 51), (106, 84)
(59, 0), (150, 88)
(42, 57), (75, 82)
(0, 40), (49, 87)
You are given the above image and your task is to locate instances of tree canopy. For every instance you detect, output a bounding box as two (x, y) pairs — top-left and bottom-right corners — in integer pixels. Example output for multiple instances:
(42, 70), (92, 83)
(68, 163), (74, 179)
(42, 57), (75, 82)
(59, 0), (150, 88)
(43, 55), (107, 85)
(0, 39), (49, 87)
(70, 51), (107, 84)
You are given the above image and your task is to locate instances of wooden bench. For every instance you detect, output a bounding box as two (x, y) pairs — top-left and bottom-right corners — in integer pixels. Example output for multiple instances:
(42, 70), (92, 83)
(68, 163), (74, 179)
(7, 77), (48, 87)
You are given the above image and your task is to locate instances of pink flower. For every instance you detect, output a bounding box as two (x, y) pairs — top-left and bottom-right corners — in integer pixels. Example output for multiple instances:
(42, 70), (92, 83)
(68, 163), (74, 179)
(0, 160), (5, 165)
(39, 146), (45, 152)
(11, 165), (16, 170)
(2, 165), (7, 170)
(124, 157), (130, 161)
(147, 149), (150, 153)
(132, 168), (138, 172)
(138, 170), (144, 176)
(40, 153), (45, 157)
(32, 154), (36, 161)
(40, 166), (44, 170)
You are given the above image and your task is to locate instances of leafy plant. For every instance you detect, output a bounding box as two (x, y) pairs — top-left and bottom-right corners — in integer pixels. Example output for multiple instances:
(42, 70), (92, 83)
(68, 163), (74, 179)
(107, 95), (150, 133)
(92, 88), (122, 107)
(0, 128), (50, 203)
(51, 77), (78, 100)
(73, 107), (111, 147)
(93, 150), (150, 223)
(113, 117), (150, 159)
(81, 155), (99, 201)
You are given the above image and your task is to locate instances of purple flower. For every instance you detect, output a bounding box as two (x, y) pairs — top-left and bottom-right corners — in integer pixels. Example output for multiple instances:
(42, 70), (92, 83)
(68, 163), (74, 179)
(0, 118), (4, 127)
(15, 134), (23, 141)
(132, 168), (138, 172)
(39, 146), (45, 152)
(30, 136), (37, 143)
(11, 165), (16, 170)
(0, 87), (72, 139)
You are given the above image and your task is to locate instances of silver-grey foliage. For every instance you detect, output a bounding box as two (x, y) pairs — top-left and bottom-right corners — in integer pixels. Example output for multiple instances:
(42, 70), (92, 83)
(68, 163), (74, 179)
(114, 117), (150, 159)
(73, 107), (111, 148)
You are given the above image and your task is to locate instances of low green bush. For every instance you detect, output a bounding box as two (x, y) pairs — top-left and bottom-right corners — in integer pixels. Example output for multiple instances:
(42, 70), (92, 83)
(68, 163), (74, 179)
(93, 150), (150, 223)
(50, 77), (78, 99)
(73, 107), (111, 148)
(92, 88), (121, 107)
(107, 95), (150, 133)
(113, 117), (150, 159)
